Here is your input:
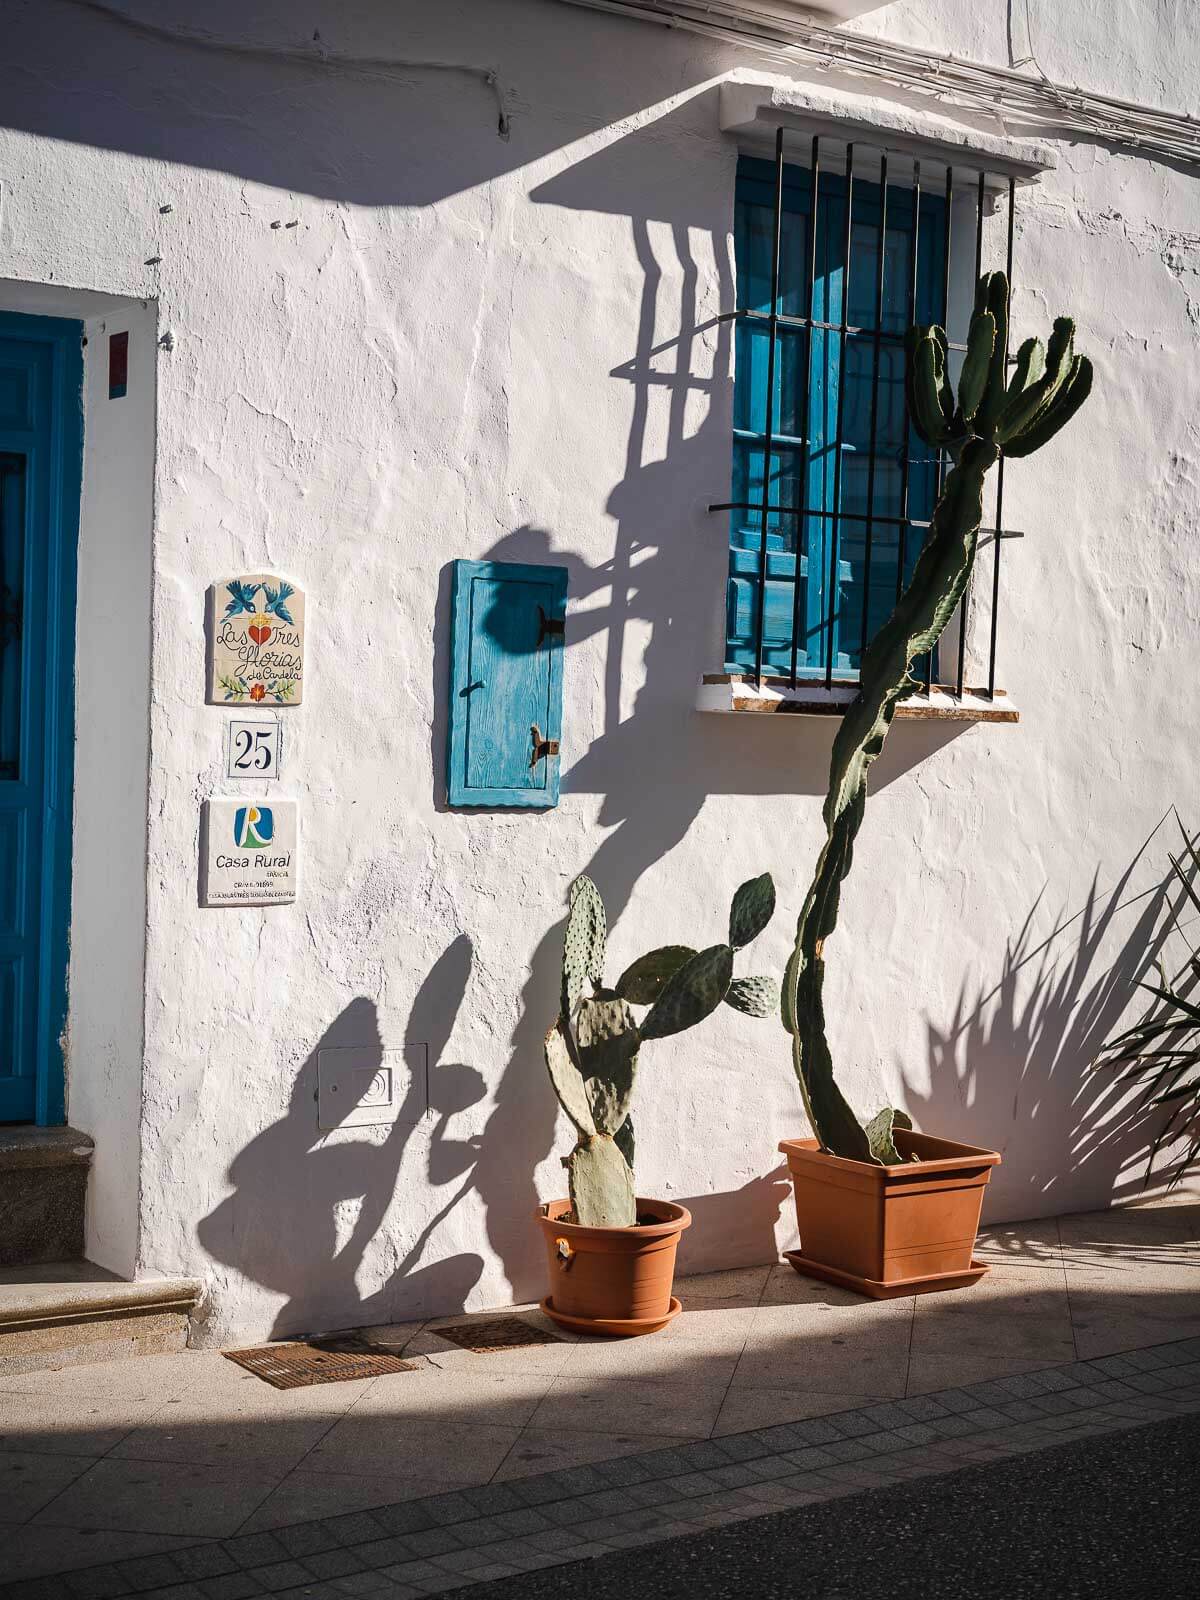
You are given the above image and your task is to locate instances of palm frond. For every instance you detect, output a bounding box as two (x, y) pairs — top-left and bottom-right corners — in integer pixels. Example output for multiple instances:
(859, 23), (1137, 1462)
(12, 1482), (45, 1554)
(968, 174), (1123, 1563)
(1096, 814), (1200, 1186)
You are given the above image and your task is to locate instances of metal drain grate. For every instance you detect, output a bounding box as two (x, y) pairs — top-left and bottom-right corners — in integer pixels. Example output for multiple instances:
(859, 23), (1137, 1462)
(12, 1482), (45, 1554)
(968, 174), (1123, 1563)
(223, 1336), (421, 1389)
(428, 1316), (565, 1353)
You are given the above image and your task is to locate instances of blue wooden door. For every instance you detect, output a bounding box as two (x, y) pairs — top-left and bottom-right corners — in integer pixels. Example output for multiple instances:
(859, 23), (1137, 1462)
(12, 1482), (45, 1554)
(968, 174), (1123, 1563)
(446, 560), (567, 808)
(0, 313), (82, 1125)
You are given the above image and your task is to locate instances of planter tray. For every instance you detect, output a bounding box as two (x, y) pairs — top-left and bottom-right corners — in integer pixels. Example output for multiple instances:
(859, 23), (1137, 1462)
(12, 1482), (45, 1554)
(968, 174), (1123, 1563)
(541, 1295), (682, 1338)
(784, 1252), (990, 1299)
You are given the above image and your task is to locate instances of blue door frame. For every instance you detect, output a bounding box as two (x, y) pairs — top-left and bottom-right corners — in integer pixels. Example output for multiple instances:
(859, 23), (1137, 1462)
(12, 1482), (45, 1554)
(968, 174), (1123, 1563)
(0, 311), (82, 1126)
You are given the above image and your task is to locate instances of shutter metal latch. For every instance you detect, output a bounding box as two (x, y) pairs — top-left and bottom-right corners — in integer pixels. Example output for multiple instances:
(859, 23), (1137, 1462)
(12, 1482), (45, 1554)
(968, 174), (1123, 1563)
(530, 724), (560, 769)
(537, 606), (565, 647)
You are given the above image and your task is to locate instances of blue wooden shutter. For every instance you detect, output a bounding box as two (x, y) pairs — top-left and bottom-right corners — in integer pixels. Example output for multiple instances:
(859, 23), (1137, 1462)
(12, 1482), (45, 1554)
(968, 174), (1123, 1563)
(446, 560), (568, 809)
(727, 158), (945, 679)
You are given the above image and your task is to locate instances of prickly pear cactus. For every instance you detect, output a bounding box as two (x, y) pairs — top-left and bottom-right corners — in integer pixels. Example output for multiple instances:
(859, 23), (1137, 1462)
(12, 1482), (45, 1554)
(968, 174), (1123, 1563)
(545, 872), (779, 1226)
(784, 273), (1093, 1164)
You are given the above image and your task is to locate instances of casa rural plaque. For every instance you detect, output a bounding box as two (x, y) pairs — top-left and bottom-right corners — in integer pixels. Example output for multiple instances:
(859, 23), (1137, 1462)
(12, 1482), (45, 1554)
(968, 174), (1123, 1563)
(208, 573), (305, 705)
(202, 798), (299, 906)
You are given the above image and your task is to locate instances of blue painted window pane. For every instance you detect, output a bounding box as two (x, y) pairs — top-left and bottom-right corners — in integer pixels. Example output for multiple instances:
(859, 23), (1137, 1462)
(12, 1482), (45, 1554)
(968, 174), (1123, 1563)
(728, 157), (946, 677)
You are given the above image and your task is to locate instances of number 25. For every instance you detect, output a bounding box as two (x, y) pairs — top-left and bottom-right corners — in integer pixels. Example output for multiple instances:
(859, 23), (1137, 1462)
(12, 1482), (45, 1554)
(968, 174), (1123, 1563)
(233, 729), (274, 771)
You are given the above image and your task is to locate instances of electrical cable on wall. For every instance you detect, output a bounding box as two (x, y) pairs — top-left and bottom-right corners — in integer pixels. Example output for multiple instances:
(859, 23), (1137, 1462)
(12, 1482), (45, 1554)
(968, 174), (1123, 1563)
(559, 0), (1200, 169)
(63, 0), (513, 140)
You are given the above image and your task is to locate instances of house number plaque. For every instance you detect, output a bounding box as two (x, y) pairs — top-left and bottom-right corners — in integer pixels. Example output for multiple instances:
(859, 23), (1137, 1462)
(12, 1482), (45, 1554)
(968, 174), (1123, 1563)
(208, 573), (305, 706)
(226, 719), (282, 779)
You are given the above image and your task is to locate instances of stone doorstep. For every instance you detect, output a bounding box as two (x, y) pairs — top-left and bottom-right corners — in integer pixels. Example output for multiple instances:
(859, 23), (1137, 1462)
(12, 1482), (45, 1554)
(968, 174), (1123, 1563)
(0, 1127), (95, 1170)
(0, 1263), (204, 1377)
(0, 1127), (94, 1269)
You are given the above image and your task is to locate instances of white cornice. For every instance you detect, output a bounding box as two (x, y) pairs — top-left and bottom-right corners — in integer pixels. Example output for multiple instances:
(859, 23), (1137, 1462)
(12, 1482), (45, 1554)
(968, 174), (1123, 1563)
(558, 0), (1200, 170)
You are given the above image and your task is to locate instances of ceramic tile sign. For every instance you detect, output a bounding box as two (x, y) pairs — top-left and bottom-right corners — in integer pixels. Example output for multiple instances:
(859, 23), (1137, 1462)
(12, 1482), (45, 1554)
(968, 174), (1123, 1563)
(202, 798), (298, 906)
(208, 574), (305, 706)
(226, 718), (282, 780)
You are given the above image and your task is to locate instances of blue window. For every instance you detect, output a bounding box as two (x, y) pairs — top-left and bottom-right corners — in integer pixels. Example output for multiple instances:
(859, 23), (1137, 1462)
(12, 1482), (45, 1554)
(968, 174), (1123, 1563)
(728, 155), (947, 679)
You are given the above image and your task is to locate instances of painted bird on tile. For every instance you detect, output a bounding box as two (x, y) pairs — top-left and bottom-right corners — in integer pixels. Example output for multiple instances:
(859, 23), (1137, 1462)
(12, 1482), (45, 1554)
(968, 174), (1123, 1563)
(262, 581), (295, 625)
(224, 579), (260, 616)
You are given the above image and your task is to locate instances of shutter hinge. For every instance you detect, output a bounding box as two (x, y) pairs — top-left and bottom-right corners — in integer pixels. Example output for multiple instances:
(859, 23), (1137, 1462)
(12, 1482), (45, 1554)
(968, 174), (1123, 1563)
(530, 724), (560, 768)
(537, 606), (565, 646)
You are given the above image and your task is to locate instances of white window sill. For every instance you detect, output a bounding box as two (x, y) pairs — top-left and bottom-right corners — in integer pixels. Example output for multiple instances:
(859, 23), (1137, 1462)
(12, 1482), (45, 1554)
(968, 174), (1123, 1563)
(696, 674), (1019, 724)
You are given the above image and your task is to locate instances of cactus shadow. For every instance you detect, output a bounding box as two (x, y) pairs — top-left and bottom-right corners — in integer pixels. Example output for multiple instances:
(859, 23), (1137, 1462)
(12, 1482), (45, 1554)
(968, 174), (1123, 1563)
(673, 1168), (793, 1277)
(901, 814), (1197, 1228)
(197, 935), (489, 1339)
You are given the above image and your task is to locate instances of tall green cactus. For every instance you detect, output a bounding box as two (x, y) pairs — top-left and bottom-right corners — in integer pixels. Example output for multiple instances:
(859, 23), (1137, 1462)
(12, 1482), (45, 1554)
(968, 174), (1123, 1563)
(547, 871), (778, 1226)
(783, 273), (1093, 1164)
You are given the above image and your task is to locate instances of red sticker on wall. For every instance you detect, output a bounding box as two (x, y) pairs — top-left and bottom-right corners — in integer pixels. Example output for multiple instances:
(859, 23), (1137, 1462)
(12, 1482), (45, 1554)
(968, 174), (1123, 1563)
(108, 330), (128, 399)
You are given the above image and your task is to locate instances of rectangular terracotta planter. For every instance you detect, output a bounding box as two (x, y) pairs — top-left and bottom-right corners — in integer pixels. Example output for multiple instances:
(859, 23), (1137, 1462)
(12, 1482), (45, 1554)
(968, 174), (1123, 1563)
(779, 1130), (1002, 1298)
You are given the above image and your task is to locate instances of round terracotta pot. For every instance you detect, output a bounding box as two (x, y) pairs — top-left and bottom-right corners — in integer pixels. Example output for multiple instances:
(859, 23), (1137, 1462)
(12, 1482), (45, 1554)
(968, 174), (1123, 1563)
(536, 1198), (691, 1337)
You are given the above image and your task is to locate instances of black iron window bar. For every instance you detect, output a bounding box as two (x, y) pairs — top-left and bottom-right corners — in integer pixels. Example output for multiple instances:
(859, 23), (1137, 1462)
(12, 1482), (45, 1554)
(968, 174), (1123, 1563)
(711, 126), (1021, 699)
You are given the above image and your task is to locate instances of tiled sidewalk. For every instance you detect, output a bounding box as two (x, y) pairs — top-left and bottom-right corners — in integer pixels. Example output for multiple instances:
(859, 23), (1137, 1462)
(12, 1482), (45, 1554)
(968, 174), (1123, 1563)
(1, 1190), (1196, 1590)
(4, 1338), (1200, 1600)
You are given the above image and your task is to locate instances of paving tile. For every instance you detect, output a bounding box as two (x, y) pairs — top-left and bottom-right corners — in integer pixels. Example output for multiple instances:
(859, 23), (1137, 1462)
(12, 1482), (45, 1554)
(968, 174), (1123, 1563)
(730, 1342), (910, 1397)
(242, 1560), (309, 1593)
(0, 1450), (97, 1522)
(554, 1332), (741, 1389)
(912, 1273), (1075, 1361)
(305, 1416), (521, 1484)
(711, 1384), (888, 1436)
(222, 1533), (291, 1569)
(195, 1575), (260, 1600)
(340, 1367), (556, 1430)
(0, 1354), (218, 1406)
(973, 1219), (1064, 1270)
(525, 1376), (725, 1440)
(1069, 1285), (1200, 1359)
(115, 1552), (198, 1588)
(55, 1565), (128, 1600)
(756, 1267), (915, 1319)
(673, 1266), (771, 1308)
(107, 1379), (362, 1473)
(905, 1353), (1064, 1396)
(296, 1547), (369, 1580)
(166, 1549), (241, 1582)
(0, 1395), (156, 1460)
(27, 1456), (289, 1539)
(239, 1469), (460, 1535)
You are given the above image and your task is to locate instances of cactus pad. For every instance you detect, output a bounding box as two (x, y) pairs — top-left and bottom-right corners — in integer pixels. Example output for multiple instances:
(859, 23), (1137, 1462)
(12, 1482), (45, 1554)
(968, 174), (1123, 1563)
(641, 944), (734, 1041)
(561, 874), (607, 1021)
(615, 945), (696, 1006)
(543, 1021), (595, 1138)
(567, 1133), (636, 1228)
(729, 873), (777, 950)
(724, 974), (780, 1018)
(864, 1106), (914, 1166)
(574, 996), (639, 1136)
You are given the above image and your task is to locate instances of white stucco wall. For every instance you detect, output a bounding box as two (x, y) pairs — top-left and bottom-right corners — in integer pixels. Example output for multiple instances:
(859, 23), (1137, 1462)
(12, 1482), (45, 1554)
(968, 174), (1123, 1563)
(1, 0), (1197, 1341)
